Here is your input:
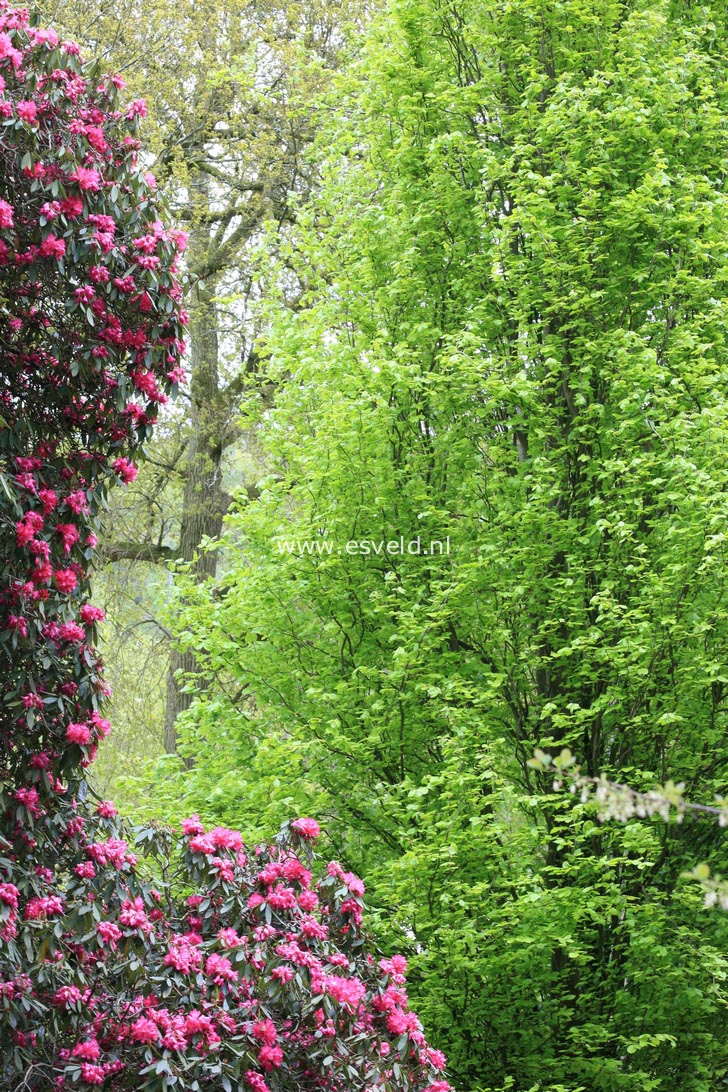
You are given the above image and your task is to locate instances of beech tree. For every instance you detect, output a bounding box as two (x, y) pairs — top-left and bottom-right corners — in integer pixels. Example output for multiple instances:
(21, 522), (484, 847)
(0, 9), (449, 1089)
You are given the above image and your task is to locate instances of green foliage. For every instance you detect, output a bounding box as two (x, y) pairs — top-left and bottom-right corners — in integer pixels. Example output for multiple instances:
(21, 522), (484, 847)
(131, 0), (728, 1087)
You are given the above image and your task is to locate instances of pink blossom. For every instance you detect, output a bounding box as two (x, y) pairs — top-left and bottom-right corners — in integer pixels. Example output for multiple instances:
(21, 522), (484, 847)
(96, 921), (122, 948)
(119, 897), (151, 932)
(88, 264), (109, 283)
(66, 722), (91, 745)
(380, 954), (407, 982)
(164, 937), (202, 974)
(53, 985), (82, 1007)
(244, 1071), (270, 1092)
(71, 1039), (100, 1061)
(184, 1010), (220, 1045)
(212, 855), (235, 882)
(182, 814), (204, 836)
(79, 1064), (105, 1086)
(39, 233), (66, 259)
(80, 604), (105, 624)
(38, 488), (57, 513)
(0, 32), (22, 67)
(58, 622), (85, 644)
(126, 98), (147, 119)
(55, 522), (79, 553)
(252, 1019), (278, 1046)
(130, 1015), (160, 1044)
(299, 915), (328, 940)
(74, 285), (95, 304)
(13, 787), (41, 816)
(25, 895), (64, 920)
(210, 826), (243, 851)
(70, 166), (101, 190)
(0, 198), (13, 227)
(205, 953), (238, 985)
(217, 927), (242, 948)
(323, 974), (366, 1011)
(298, 889), (318, 912)
(0, 883), (19, 908)
(87, 839), (129, 868)
(112, 457), (137, 484)
(84, 124), (108, 152)
(61, 194), (84, 217)
(189, 833), (216, 855)
(28, 26), (58, 47)
(16, 100), (38, 125)
(291, 817), (320, 839)
(53, 568), (77, 593)
(258, 1044), (284, 1071)
(7, 615), (28, 638)
(65, 490), (89, 514)
(269, 883), (300, 910)
(426, 1047), (448, 1070)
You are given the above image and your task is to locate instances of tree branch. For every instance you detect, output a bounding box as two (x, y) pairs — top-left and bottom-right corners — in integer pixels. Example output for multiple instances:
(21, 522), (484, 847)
(100, 542), (178, 564)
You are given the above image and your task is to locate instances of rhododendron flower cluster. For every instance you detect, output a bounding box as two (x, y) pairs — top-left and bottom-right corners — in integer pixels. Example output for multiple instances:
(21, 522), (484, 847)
(0, 7), (450, 1090)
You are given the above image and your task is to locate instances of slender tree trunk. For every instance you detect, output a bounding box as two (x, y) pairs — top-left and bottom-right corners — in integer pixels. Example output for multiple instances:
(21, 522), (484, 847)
(164, 174), (227, 754)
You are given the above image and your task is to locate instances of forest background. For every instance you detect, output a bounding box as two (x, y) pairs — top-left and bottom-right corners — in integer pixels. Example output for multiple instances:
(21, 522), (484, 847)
(36, 1), (728, 1089)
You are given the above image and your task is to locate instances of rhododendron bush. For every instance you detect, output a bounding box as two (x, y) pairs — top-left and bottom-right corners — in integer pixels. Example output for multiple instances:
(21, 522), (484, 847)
(0, 7), (450, 1089)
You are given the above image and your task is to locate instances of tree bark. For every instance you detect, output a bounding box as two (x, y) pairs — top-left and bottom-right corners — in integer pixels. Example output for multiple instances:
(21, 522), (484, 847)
(164, 172), (228, 754)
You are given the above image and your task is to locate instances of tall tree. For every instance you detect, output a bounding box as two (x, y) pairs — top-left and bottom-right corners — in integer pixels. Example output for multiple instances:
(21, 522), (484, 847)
(42, 0), (366, 751)
(160, 0), (728, 1087)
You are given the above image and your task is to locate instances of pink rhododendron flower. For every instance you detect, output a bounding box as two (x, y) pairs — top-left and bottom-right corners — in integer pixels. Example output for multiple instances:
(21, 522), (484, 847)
(39, 233), (66, 259)
(119, 897), (151, 932)
(24, 896), (64, 919)
(96, 920), (122, 948)
(252, 1019), (278, 1046)
(258, 1044), (284, 1071)
(53, 568), (77, 593)
(244, 1071), (271, 1092)
(182, 814), (205, 836)
(292, 817), (320, 839)
(70, 165), (101, 190)
(0, 30), (22, 66)
(205, 953), (238, 985)
(71, 1038), (100, 1061)
(112, 456), (138, 484)
(130, 1015), (160, 1044)
(16, 99), (37, 124)
(7, 615), (28, 637)
(66, 722), (91, 745)
(80, 604), (105, 624)
(0, 883), (19, 908)
(164, 936), (203, 975)
(79, 1064), (105, 1086)
(55, 522), (79, 553)
(126, 98), (147, 118)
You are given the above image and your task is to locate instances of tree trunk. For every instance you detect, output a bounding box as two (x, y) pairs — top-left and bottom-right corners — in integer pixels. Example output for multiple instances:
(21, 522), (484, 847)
(164, 174), (227, 754)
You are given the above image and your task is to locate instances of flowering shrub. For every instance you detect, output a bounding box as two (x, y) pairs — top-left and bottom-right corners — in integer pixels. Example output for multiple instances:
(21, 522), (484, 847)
(0, 6), (450, 1088)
